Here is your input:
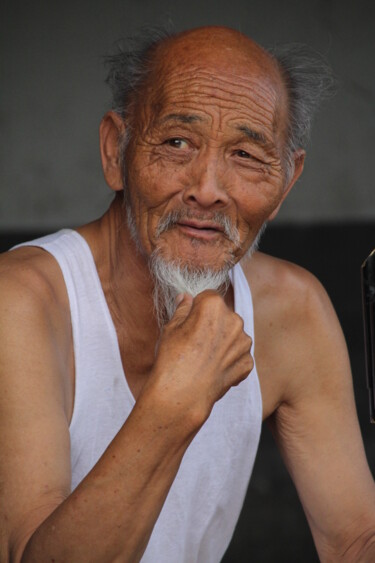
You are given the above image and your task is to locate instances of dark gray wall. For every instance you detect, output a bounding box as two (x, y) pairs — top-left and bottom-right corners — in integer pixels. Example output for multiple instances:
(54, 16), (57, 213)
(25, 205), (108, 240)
(1, 0), (375, 229)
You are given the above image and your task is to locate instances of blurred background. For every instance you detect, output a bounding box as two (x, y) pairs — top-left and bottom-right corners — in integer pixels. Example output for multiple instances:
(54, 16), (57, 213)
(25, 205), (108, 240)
(1, 0), (374, 560)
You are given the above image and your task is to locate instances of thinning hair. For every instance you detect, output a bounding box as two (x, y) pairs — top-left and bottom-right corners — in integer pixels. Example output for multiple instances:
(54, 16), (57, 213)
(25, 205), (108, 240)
(270, 43), (335, 181)
(104, 26), (173, 120)
(104, 26), (335, 181)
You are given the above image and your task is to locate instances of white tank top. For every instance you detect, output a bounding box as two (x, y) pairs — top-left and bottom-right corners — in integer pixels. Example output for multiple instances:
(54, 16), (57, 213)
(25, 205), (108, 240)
(17, 229), (262, 563)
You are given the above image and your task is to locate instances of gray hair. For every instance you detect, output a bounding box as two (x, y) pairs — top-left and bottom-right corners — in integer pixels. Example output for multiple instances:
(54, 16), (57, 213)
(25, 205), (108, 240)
(104, 28), (335, 182)
(269, 43), (335, 181)
(104, 26), (173, 176)
(104, 26), (173, 120)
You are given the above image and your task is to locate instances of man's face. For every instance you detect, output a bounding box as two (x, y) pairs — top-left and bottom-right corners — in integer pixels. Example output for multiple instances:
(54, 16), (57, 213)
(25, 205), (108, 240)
(123, 29), (288, 272)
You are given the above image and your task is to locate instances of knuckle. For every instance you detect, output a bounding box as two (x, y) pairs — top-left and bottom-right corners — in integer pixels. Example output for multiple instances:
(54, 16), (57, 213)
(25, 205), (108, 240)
(247, 354), (254, 371)
(206, 292), (223, 305)
(195, 291), (223, 310)
(241, 352), (253, 374)
(245, 334), (253, 349)
(233, 366), (251, 387)
(231, 353), (254, 386)
(232, 312), (245, 330)
(237, 331), (252, 353)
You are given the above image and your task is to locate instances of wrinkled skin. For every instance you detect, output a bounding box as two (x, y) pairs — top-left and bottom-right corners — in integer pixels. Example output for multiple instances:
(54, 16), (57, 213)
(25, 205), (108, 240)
(114, 28), (298, 271)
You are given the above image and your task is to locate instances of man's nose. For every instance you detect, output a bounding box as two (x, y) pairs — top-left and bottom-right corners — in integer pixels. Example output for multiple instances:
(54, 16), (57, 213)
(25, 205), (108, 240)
(182, 156), (229, 209)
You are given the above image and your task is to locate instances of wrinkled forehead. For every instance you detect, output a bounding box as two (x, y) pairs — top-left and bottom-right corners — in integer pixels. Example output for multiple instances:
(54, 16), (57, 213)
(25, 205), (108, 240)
(132, 28), (287, 139)
(152, 27), (281, 81)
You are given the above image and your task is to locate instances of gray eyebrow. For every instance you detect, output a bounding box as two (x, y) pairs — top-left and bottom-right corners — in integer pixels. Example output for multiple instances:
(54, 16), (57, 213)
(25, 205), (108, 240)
(160, 113), (204, 124)
(236, 125), (269, 147)
(159, 115), (270, 147)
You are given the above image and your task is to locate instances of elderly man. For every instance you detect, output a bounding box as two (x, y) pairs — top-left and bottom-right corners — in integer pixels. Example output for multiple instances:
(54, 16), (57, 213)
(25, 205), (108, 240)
(1, 25), (374, 563)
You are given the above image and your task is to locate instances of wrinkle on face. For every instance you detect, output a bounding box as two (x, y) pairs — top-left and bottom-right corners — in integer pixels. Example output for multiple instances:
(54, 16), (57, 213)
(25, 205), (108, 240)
(133, 63), (283, 163)
(123, 27), (289, 268)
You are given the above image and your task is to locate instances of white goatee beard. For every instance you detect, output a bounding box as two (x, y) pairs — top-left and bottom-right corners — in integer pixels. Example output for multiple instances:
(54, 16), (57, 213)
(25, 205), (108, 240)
(124, 198), (267, 327)
(149, 252), (232, 328)
(148, 222), (267, 328)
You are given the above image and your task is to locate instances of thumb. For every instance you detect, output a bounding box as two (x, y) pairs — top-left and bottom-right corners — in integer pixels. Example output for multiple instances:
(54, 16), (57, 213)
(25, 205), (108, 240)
(170, 293), (194, 326)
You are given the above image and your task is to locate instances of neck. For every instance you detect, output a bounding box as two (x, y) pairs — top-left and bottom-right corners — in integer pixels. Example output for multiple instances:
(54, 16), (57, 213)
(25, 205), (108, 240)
(77, 195), (160, 343)
(77, 195), (236, 333)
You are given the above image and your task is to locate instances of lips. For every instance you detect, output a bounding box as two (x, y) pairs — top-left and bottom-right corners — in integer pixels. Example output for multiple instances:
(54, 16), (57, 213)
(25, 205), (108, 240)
(176, 219), (225, 241)
(177, 219), (224, 233)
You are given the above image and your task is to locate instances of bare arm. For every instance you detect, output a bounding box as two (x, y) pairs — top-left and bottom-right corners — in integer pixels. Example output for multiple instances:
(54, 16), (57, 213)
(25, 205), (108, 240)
(0, 253), (252, 563)
(257, 262), (375, 561)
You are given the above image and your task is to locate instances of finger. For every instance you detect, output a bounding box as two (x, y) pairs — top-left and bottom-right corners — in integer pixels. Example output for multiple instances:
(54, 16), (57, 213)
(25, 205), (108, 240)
(175, 293), (185, 307)
(224, 351), (254, 393)
(169, 293), (194, 327)
(218, 336), (253, 375)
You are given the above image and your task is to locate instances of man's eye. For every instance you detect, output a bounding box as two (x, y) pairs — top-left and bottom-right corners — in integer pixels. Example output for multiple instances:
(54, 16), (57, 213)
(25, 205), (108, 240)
(165, 138), (188, 149)
(236, 149), (252, 159)
(235, 150), (265, 165)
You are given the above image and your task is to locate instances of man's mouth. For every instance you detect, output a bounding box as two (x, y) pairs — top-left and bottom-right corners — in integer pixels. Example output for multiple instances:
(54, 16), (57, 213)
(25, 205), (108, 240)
(155, 209), (240, 247)
(176, 219), (225, 240)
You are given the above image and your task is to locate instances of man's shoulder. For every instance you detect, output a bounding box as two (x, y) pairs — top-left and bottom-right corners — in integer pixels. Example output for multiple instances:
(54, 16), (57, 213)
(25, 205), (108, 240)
(241, 250), (339, 351)
(241, 251), (344, 418)
(0, 245), (70, 327)
(0, 245), (74, 418)
(241, 250), (327, 316)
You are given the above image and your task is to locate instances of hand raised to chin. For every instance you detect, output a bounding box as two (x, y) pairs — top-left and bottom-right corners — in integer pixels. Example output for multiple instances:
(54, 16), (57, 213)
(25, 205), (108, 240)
(146, 291), (253, 432)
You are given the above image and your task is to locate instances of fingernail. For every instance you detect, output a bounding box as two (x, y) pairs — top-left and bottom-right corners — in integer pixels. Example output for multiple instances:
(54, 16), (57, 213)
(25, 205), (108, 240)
(175, 293), (184, 306)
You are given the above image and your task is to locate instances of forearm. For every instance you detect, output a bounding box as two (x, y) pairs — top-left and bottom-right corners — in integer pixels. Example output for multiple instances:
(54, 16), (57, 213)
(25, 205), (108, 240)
(20, 393), (198, 563)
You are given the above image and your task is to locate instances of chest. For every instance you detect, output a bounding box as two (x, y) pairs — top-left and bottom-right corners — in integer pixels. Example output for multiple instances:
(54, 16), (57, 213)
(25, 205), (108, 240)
(116, 329), (157, 400)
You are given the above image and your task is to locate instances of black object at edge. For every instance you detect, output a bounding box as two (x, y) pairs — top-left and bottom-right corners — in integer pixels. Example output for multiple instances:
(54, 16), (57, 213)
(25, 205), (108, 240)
(361, 249), (375, 423)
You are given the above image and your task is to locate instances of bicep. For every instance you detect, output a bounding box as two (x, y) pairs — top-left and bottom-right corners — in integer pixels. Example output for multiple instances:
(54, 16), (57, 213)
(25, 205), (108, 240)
(269, 278), (375, 557)
(0, 280), (72, 561)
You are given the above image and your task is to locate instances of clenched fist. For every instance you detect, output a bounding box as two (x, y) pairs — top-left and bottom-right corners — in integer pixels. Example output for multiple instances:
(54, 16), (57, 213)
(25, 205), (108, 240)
(146, 290), (253, 432)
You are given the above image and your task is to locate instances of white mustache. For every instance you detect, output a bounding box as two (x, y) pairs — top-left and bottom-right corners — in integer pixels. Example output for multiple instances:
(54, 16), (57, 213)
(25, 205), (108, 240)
(155, 209), (241, 246)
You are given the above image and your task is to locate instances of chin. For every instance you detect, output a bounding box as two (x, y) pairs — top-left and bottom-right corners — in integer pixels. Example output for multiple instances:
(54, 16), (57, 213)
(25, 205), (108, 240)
(155, 233), (240, 272)
(160, 245), (237, 273)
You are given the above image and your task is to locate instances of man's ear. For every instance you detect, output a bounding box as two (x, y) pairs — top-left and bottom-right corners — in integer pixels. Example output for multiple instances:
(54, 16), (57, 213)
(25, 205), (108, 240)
(267, 149), (306, 221)
(99, 111), (127, 192)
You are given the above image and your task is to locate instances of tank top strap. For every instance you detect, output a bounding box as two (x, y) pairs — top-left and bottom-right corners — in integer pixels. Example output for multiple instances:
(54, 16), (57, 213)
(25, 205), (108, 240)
(13, 229), (132, 489)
